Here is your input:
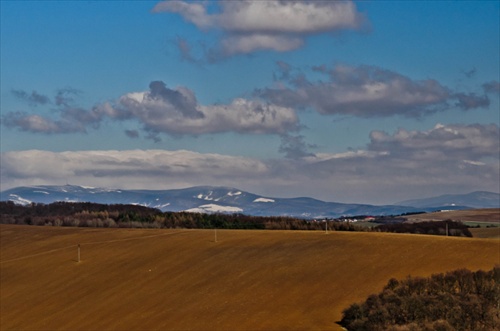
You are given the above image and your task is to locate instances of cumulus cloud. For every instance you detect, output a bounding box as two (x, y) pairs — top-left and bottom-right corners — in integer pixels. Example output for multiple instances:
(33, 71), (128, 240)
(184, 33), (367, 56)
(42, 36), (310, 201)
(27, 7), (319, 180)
(2, 124), (498, 204)
(109, 81), (298, 135)
(2, 81), (299, 136)
(257, 63), (495, 118)
(147, 81), (204, 119)
(257, 64), (451, 117)
(153, 0), (366, 58)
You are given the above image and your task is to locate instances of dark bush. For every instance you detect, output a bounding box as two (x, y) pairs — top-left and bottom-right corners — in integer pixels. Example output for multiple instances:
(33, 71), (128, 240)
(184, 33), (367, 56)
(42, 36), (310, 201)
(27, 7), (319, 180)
(340, 267), (500, 331)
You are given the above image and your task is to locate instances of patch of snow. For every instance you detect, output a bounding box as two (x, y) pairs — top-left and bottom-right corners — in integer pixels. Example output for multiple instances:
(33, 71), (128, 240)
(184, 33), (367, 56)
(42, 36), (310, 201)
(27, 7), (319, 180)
(185, 207), (202, 213)
(253, 197), (275, 203)
(462, 160), (485, 166)
(33, 191), (50, 195)
(130, 202), (149, 207)
(228, 191), (242, 196)
(8, 194), (32, 206)
(185, 204), (243, 213)
(60, 198), (79, 203)
(196, 193), (214, 201)
(100, 188), (121, 193)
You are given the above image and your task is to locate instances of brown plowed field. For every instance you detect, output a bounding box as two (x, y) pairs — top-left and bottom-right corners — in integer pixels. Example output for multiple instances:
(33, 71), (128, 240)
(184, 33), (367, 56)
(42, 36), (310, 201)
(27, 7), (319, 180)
(1, 224), (499, 330)
(403, 208), (500, 223)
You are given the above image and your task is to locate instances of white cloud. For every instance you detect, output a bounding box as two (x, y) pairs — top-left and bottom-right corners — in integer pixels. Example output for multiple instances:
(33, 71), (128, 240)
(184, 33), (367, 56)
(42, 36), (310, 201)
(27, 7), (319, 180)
(152, 0), (213, 29)
(213, 0), (363, 33)
(2, 124), (498, 204)
(153, 0), (366, 57)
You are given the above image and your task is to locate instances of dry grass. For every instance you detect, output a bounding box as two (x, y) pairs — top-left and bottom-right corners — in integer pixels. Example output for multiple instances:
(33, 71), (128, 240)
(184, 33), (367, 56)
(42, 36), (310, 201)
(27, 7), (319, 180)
(1, 224), (499, 330)
(403, 208), (500, 223)
(469, 227), (500, 239)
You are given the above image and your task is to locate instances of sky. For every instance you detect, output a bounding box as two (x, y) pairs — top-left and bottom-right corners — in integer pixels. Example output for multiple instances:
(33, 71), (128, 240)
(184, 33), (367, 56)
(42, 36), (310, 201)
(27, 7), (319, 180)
(1, 0), (499, 205)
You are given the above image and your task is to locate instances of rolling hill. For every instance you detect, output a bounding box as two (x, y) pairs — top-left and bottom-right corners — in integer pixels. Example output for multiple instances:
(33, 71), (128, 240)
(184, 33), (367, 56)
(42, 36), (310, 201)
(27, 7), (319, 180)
(1, 225), (498, 330)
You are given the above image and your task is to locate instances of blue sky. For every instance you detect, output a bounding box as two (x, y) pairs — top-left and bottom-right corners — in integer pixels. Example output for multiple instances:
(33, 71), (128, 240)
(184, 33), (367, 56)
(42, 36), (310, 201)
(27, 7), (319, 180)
(1, 0), (499, 204)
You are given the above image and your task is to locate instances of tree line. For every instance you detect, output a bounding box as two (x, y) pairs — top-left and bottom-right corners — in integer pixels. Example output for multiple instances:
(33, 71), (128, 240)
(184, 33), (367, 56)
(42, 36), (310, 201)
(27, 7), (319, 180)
(339, 267), (500, 331)
(0, 201), (364, 231)
(0, 201), (474, 237)
(376, 220), (472, 237)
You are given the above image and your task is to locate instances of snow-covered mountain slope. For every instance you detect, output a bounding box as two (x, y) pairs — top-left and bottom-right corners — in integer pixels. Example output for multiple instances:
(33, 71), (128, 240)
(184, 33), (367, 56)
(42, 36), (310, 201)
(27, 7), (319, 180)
(1, 185), (495, 219)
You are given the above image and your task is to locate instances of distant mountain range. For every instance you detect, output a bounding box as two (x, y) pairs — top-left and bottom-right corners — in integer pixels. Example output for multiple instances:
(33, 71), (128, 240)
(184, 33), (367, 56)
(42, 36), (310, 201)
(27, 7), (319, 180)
(1, 185), (498, 219)
(397, 191), (500, 209)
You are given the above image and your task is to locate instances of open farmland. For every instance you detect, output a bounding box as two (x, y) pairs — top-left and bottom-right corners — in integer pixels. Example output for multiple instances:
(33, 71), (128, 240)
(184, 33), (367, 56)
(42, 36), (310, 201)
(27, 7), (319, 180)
(1, 225), (499, 330)
(402, 208), (500, 239)
(403, 208), (500, 224)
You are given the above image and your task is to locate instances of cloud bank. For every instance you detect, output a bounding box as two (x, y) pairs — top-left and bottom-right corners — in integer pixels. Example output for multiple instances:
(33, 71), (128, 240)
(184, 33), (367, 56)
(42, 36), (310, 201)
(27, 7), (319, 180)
(4, 71), (496, 145)
(2, 123), (498, 204)
(153, 0), (366, 58)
